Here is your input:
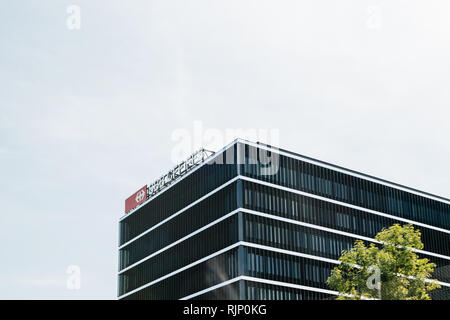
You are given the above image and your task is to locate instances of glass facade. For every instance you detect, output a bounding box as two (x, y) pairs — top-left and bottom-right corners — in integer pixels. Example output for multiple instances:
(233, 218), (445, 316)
(118, 215), (238, 296)
(195, 281), (334, 300)
(118, 140), (450, 300)
(239, 143), (450, 229)
(119, 183), (237, 270)
(122, 249), (241, 300)
(241, 180), (450, 257)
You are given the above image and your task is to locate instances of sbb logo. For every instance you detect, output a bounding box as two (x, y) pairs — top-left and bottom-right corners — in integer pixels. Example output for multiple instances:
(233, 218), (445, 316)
(125, 186), (147, 214)
(135, 190), (146, 203)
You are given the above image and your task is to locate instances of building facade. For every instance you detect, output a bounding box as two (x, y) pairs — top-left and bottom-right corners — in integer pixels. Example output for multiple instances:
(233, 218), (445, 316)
(118, 139), (450, 300)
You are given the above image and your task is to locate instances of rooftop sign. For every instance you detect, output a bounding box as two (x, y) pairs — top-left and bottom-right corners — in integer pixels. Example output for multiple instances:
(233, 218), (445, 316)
(123, 148), (214, 215)
(124, 185), (147, 214)
(148, 148), (214, 198)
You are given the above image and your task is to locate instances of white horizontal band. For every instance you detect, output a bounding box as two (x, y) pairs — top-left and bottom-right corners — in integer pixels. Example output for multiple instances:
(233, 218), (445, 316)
(179, 275), (341, 300)
(179, 277), (242, 300)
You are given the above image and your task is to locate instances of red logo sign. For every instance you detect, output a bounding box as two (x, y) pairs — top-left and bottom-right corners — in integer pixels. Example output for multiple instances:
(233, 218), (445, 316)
(125, 185), (147, 213)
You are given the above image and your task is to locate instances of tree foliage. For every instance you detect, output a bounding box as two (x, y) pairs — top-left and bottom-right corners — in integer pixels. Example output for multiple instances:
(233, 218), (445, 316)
(326, 224), (440, 300)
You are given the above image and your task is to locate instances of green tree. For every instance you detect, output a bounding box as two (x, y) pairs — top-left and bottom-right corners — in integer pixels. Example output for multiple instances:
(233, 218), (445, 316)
(327, 224), (440, 300)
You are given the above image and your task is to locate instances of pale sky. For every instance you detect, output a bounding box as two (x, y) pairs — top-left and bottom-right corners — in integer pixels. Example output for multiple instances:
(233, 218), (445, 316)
(0, 1), (449, 299)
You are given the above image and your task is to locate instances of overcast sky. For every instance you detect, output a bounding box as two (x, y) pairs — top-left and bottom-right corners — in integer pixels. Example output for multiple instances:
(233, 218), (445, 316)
(1, 1), (449, 299)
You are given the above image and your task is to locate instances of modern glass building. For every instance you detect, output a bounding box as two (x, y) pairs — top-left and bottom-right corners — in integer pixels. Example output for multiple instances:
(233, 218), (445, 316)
(118, 139), (450, 300)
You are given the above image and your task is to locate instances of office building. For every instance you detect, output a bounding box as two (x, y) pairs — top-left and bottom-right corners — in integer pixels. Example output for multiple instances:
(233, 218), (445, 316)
(118, 139), (450, 300)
